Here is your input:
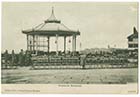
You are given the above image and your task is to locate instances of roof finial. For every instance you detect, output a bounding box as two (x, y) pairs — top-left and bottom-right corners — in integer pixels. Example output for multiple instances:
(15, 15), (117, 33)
(45, 7), (61, 23)
(52, 7), (54, 14)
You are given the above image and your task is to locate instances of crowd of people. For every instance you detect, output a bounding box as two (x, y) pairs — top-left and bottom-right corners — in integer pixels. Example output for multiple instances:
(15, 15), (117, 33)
(2, 49), (32, 66)
(84, 49), (138, 65)
(1, 48), (138, 68)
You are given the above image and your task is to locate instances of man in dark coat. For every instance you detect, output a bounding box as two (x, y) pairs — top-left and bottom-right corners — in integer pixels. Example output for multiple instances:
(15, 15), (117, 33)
(18, 49), (25, 66)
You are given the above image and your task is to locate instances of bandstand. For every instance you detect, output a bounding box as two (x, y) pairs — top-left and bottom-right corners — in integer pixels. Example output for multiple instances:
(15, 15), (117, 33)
(22, 8), (80, 54)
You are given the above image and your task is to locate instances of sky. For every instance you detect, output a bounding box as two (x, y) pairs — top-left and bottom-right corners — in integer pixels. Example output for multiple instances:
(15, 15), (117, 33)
(2, 2), (138, 53)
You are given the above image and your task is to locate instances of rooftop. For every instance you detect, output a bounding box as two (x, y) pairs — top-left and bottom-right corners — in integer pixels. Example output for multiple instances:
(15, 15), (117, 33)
(127, 27), (138, 39)
(22, 7), (80, 36)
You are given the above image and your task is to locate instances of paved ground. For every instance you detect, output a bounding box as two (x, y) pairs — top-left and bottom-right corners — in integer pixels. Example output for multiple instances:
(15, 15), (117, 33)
(2, 68), (138, 84)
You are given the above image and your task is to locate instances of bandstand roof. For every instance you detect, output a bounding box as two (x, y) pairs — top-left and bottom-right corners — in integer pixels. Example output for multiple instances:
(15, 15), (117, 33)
(22, 8), (80, 36)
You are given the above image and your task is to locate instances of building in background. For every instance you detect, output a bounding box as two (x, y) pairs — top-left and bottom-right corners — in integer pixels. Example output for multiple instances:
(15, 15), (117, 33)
(127, 27), (138, 49)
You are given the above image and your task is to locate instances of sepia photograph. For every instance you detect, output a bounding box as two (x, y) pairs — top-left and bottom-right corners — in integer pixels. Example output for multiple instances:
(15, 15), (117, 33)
(1, 2), (138, 94)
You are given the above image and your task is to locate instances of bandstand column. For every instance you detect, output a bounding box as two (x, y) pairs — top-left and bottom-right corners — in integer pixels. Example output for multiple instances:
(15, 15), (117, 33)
(75, 35), (77, 51)
(27, 34), (29, 51)
(38, 36), (40, 51)
(72, 35), (76, 52)
(33, 35), (35, 52)
(64, 36), (66, 53)
(72, 35), (74, 52)
(56, 34), (58, 55)
(35, 35), (38, 54)
(47, 36), (50, 53)
(42, 36), (45, 52)
(29, 35), (32, 51)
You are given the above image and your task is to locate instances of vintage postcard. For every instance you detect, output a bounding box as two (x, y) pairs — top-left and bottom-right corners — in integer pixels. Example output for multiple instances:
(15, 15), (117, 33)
(1, 2), (138, 94)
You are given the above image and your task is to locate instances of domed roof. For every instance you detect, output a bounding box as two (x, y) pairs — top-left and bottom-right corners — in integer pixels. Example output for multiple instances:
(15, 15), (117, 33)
(22, 7), (80, 36)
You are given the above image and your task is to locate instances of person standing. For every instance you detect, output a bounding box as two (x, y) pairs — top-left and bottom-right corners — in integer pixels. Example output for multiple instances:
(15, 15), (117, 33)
(25, 50), (32, 66)
(18, 49), (25, 66)
(3, 50), (10, 68)
(11, 50), (16, 66)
